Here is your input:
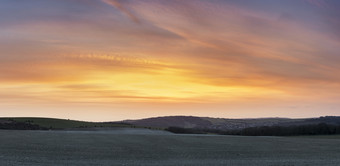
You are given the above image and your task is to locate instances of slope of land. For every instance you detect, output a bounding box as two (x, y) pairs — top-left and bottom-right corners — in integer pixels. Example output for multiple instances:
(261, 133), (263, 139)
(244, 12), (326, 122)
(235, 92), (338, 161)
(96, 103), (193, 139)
(123, 116), (340, 130)
(0, 117), (131, 130)
(0, 130), (339, 166)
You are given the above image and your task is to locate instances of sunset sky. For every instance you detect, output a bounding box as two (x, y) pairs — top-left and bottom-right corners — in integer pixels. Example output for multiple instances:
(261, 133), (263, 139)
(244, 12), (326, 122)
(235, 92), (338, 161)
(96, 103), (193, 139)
(1, 0), (340, 121)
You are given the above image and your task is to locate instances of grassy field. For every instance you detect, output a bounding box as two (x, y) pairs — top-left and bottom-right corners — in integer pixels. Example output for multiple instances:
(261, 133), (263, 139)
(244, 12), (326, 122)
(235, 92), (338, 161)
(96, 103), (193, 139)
(291, 135), (340, 139)
(0, 130), (340, 166)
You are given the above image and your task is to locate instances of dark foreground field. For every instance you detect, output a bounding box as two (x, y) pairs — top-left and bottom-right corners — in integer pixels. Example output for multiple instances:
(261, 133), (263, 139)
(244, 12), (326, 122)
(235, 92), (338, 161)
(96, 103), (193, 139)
(0, 129), (340, 166)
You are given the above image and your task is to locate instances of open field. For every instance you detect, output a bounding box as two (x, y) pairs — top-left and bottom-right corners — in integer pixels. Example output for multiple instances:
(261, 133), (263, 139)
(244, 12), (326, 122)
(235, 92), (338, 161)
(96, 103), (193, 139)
(0, 129), (340, 166)
(291, 135), (340, 139)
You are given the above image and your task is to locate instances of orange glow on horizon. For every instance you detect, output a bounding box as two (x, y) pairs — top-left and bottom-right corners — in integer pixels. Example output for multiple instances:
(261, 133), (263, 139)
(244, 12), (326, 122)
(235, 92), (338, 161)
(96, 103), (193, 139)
(1, 0), (340, 121)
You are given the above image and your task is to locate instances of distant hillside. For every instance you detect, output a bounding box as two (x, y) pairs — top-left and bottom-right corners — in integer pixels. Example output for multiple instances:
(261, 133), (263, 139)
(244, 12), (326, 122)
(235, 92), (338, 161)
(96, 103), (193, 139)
(278, 116), (340, 126)
(0, 117), (131, 130)
(124, 116), (212, 129)
(2, 116), (340, 132)
(123, 116), (340, 130)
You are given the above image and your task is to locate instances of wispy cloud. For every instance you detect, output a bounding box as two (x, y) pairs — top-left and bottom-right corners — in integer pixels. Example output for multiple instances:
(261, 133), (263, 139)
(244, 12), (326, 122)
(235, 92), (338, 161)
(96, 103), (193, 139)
(102, 0), (140, 23)
(1, 0), (340, 120)
(304, 0), (329, 8)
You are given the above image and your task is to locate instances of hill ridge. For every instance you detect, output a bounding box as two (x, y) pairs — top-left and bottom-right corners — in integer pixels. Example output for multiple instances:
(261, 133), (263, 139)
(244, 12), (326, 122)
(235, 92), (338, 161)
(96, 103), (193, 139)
(122, 115), (340, 130)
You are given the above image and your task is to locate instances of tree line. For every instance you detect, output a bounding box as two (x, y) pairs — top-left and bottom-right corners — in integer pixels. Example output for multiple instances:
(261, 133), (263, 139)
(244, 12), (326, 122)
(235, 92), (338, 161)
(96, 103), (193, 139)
(166, 123), (340, 136)
(0, 121), (45, 130)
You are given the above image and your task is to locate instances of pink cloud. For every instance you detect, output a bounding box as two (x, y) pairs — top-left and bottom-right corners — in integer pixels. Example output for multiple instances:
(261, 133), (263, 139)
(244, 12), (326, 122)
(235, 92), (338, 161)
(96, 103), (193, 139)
(304, 0), (329, 8)
(102, 0), (140, 23)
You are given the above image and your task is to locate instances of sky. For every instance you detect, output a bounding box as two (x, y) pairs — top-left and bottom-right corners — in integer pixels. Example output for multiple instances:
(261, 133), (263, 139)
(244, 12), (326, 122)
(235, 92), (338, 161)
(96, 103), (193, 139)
(1, 0), (340, 121)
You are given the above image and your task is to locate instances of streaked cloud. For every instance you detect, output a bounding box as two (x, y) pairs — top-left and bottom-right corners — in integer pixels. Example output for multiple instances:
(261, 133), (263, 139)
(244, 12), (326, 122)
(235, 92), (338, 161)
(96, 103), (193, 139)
(305, 0), (329, 8)
(0, 0), (340, 120)
(102, 0), (140, 23)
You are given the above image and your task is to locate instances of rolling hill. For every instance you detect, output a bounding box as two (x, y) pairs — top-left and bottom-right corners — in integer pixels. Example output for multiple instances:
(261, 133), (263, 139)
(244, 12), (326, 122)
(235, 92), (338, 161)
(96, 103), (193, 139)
(0, 117), (131, 130)
(123, 116), (340, 130)
(2, 116), (340, 132)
